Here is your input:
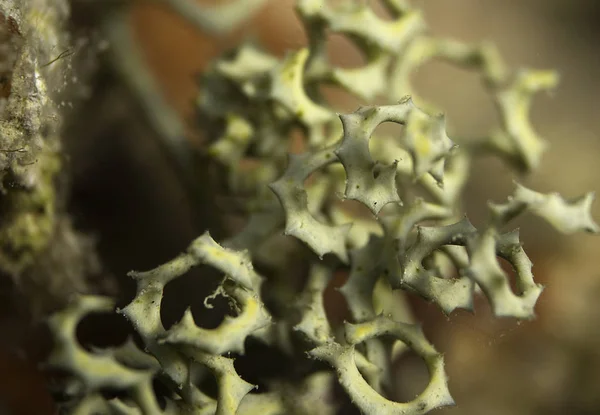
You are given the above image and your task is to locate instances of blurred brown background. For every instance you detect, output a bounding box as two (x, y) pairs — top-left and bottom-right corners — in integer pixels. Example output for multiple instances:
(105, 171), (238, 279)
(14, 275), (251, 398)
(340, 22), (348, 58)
(3, 0), (600, 414)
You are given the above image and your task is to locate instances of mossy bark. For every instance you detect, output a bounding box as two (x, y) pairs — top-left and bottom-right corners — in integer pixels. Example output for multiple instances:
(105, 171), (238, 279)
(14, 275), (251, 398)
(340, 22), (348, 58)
(0, 0), (101, 319)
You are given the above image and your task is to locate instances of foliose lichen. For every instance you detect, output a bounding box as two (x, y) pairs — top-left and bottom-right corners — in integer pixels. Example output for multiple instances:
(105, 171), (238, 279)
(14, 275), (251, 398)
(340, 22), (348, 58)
(46, 1), (598, 414)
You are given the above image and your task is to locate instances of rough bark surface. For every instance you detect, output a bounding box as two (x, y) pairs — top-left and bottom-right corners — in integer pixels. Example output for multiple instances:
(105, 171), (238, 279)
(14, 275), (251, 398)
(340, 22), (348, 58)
(0, 0), (100, 321)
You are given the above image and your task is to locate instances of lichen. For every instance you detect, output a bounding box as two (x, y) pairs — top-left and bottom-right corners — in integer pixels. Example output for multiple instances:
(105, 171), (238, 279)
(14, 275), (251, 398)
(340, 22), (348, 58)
(45, 1), (597, 414)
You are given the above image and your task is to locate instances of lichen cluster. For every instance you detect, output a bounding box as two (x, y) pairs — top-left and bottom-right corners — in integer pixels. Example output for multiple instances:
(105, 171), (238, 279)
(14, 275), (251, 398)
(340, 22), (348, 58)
(46, 1), (597, 414)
